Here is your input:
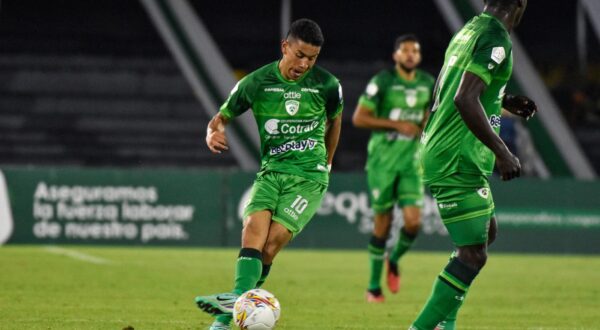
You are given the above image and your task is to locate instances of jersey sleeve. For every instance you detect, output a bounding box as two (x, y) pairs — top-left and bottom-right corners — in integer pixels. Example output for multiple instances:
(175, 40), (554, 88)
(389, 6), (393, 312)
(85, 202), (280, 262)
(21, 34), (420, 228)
(219, 75), (256, 120)
(357, 73), (385, 112)
(465, 32), (511, 85)
(326, 79), (344, 119)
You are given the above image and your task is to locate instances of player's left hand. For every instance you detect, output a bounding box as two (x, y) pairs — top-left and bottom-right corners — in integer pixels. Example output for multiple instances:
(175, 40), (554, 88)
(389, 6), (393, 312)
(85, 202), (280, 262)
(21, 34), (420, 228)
(502, 94), (538, 120)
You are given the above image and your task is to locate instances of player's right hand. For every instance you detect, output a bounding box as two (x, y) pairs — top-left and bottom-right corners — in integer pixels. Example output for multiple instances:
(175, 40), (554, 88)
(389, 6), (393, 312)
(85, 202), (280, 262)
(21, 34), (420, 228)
(495, 150), (521, 181)
(206, 130), (229, 154)
(395, 122), (421, 137)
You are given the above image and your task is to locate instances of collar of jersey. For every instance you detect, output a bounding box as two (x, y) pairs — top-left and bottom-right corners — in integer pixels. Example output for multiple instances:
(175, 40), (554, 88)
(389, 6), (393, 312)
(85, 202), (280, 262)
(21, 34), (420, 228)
(393, 68), (420, 85)
(274, 61), (311, 85)
(480, 12), (508, 34)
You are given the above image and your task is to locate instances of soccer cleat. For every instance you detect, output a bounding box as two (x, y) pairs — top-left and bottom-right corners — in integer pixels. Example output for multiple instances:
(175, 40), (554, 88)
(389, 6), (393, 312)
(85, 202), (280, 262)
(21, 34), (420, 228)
(386, 259), (401, 294)
(195, 293), (238, 316)
(366, 289), (385, 303)
(208, 320), (231, 330)
(434, 321), (447, 330)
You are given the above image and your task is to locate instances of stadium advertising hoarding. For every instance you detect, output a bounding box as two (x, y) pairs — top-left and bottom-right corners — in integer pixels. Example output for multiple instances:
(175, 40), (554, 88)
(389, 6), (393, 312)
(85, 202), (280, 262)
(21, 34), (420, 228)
(0, 168), (223, 246)
(1, 168), (599, 253)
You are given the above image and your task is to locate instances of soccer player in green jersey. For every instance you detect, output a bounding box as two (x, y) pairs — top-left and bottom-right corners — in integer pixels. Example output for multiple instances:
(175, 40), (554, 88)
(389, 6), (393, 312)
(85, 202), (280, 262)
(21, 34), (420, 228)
(195, 19), (343, 330)
(352, 34), (435, 302)
(410, 1), (537, 329)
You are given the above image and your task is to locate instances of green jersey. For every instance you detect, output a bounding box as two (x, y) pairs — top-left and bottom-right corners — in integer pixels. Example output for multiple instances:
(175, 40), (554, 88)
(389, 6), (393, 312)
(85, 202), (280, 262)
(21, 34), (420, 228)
(220, 61), (343, 185)
(421, 13), (513, 184)
(358, 68), (435, 172)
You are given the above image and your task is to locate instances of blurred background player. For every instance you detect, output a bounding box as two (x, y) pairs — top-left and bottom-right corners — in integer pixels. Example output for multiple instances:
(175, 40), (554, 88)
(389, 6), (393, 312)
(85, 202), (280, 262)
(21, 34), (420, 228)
(412, 0), (536, 329)
(352, 34), (435, 302)
(195, 18), (343, 330)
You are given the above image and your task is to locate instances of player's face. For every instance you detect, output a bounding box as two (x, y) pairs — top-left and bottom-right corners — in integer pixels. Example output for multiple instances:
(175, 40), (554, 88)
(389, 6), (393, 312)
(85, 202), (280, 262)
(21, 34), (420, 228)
(280, 38), (321, 80)
(393, 41), (421, 72)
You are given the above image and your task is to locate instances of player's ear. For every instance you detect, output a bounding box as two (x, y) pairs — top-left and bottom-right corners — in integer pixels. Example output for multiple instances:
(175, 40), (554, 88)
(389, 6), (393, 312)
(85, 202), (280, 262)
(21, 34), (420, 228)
(281, 39), (288, 56)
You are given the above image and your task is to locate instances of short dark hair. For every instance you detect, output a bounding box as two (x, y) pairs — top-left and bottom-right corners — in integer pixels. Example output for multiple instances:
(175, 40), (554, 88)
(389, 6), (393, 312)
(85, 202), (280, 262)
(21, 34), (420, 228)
(485, 0), (520, 10)
(394, 34), (420, 50)
(287, 18), (324, 47)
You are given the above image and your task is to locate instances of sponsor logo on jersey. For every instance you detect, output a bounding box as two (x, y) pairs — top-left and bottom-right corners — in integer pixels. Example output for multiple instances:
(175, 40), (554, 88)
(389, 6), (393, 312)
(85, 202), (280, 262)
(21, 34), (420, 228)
(264, 119), (319, 135)
(269, 139), (318, 155)
(366, 82), (378, 97)
(405, 89), (417, 107)
(489, 115), (501, 128)
(264, 119), (280, 134)
(301, 87), (319, 93)
(491, 47), (506, 64)
(488, 63), (495, 70)
(284, 91), (301, 99)
(448, 55), (458, 66)
(264, 87), (284, 92)
(285, 100), (300, 116)
(455, 29), (474, 44)
(477, 188), (490, 199)
(438, 202), (458, 209)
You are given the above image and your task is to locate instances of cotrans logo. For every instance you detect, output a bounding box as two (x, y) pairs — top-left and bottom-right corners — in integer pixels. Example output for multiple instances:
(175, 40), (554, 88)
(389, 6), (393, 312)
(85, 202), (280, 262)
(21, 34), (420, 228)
(284, 91), (301, 100)
(489, 115), (501, 128)
(264, 119), (319, 135)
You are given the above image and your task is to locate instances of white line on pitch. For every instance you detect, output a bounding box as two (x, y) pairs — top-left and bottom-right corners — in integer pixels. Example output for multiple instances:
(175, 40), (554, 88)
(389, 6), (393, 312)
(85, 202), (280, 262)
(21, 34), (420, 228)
(43, 246), (111, 265)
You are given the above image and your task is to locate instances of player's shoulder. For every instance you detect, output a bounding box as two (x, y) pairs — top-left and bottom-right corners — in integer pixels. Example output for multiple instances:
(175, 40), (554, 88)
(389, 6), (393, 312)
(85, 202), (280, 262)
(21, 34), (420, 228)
(416, 69), (436, 84)
(309, 65), (341, 91)
(369, 68), (395, 86)
(244, 61), (277, 82)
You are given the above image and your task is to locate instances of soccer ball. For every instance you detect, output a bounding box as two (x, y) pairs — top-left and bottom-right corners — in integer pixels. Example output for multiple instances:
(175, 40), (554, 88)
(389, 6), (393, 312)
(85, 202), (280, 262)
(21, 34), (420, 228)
(233, 289), (281, 330)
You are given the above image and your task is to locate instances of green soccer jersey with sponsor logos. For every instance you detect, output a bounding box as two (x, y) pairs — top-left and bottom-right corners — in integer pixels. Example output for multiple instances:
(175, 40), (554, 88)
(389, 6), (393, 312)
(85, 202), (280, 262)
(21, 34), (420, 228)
(220, 61), (343, 185)
(358, 68), (435, 173)
(421, 13), (513, 184)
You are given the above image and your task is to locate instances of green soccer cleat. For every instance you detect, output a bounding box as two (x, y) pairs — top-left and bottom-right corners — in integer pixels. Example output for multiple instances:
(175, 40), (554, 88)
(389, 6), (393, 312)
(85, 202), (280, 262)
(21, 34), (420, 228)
(208, 320), (231, 330)
(195, 293), (238, 316)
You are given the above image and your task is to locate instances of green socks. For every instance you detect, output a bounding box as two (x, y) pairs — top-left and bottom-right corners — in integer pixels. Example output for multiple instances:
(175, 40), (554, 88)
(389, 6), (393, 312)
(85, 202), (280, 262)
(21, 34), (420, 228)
(255, 263), (272, 288)
(233, 248), (263, 295)
(411, 257), (479, 330)
(389, 226), (417, 263)
(218, 248), (263, 326)
(368, 236), (386, 291)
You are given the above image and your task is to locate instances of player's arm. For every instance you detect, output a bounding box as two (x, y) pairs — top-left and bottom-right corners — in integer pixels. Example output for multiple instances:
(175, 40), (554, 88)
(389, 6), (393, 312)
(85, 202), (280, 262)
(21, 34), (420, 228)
(502, 94), (537, 120)
(454, 72), (520, 180)
(352, 105), (420, 137)
(325, 115), (342, 170)
(206, 113), (229, 154)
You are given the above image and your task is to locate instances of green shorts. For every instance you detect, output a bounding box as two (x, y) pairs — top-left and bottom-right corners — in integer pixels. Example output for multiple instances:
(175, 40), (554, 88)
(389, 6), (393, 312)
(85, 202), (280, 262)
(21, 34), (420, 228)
(367, 170), (423, 213)
(430, 174), (495, 246)
(243, 171), (327, 237)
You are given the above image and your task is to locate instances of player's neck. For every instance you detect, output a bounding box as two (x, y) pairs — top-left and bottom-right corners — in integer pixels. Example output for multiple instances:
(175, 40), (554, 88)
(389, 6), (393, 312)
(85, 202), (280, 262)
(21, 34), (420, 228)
(396, 65), (416, 81)
(483, 6), (514, 32)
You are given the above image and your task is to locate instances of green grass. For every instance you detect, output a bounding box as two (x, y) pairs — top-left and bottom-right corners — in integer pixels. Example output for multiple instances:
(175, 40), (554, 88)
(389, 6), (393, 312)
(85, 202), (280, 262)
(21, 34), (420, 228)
(0, 246), (598, 329)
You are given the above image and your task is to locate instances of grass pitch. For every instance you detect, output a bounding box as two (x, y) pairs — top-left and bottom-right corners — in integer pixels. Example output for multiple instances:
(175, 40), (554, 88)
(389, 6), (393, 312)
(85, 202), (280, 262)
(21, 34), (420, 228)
(0, 246), (598, 329)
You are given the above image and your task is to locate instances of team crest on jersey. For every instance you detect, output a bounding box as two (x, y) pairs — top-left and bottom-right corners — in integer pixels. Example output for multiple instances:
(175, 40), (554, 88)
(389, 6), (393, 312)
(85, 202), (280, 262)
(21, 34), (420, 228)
(405, 89), (417, 107)
(285, 100), (300, 116)
(477, 188), (490, 199)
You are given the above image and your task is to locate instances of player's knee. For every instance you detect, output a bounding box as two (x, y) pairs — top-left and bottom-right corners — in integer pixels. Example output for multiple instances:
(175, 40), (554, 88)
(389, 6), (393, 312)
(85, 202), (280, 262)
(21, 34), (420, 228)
(457, 247), (488, 270)
(403, 217), (421, 234)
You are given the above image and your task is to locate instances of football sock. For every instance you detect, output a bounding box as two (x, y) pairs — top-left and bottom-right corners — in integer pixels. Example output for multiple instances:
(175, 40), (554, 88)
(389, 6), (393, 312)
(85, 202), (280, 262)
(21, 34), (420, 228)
(439, 252), (463, 330)
(255, 263), (272, 288)
(389, 226), (417, 263)
(411, 257), (479, 330)
(368, 235), (386, 291)
(233, 248), (263, 295)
